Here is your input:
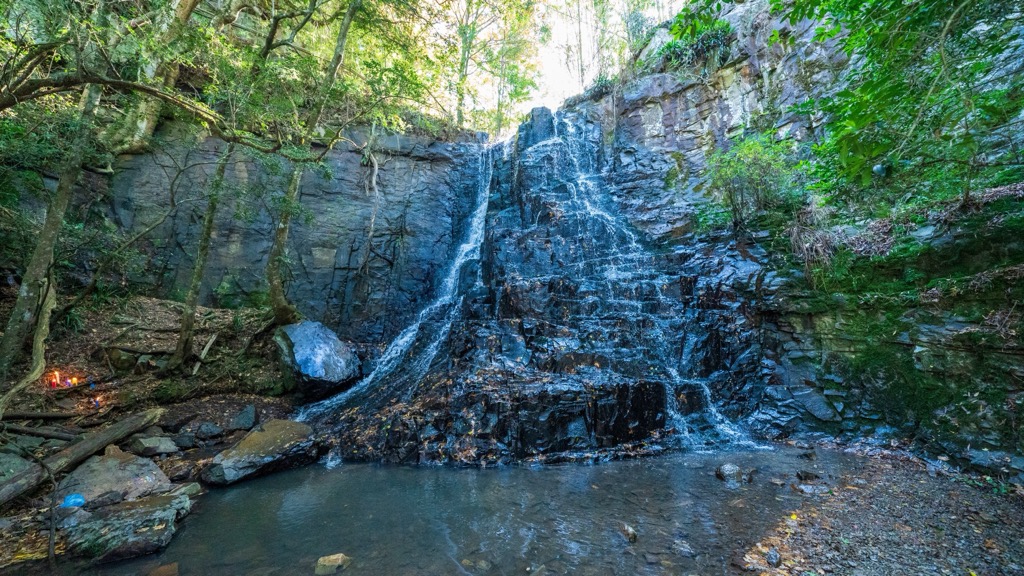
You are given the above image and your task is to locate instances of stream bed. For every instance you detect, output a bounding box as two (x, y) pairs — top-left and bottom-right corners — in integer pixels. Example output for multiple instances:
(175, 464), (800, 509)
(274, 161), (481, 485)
(80, 446), (860, 576)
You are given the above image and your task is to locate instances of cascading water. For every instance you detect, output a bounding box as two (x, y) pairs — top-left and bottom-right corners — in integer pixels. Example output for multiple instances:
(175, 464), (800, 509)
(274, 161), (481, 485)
(307, 107), (756, 464)
(298, 145), (495, 424)
(539, 111), (755, 449)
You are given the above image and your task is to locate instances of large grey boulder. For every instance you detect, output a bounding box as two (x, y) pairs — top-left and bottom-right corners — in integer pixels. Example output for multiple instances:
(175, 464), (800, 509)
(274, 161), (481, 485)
(58, 449), (171, 505)
(65, 493), (191, 563)
(201, 419), (320, 486)
(274, 321), (360, 400)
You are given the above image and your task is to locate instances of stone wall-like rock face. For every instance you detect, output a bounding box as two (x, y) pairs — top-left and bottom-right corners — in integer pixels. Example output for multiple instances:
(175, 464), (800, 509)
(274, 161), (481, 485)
(109, 130), (485, 346)
(564, 0), (1024, 470)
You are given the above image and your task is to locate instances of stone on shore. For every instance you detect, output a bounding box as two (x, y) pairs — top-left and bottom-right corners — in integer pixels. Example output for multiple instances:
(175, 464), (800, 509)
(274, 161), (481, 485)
(128, 436), (180, 457)
(58, 449), (171, 505)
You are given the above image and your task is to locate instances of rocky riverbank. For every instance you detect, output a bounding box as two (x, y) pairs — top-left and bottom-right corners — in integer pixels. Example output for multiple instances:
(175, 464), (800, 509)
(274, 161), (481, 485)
(739, 443), (1024, 575)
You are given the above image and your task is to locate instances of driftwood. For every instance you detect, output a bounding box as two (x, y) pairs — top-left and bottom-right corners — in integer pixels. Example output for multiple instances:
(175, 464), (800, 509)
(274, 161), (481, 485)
(0, 424), (78, 441)
(192, 333), (218, 375)
(0, 411), (79, 421)
(0, 408), (163, 508)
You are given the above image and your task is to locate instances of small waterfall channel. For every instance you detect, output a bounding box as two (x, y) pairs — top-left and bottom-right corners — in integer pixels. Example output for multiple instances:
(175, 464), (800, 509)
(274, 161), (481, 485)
(299, 146), (497, 426)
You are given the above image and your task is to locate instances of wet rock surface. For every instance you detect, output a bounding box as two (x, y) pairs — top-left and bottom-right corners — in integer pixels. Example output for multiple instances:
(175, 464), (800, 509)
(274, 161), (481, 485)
(330, 368), (671, 464)
(201, 419), (320, 485)
(316, 106), (754, 463)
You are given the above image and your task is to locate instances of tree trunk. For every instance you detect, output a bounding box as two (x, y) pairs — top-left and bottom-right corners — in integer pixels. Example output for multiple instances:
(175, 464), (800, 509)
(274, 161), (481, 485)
(167, 144), (234, 371)
(0, 408), (163, 508)
(456, 40), (471, 128)
(265, 0), (361, 327)
(103, 0), (201, 153)
(0, 271), (56, 420)
(266, 166), (304, 326)
(0, 84), (101, 388)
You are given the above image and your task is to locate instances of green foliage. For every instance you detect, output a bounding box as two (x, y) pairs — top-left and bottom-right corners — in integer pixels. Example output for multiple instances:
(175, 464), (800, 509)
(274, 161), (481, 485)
(961, 475), (1013, 494)
(659, 17), (732, 72)
(704, 133), (806, 229)
(691, 202), (731, 234)
(153, 379), (196, 404)
(677, 0), (1024, 205)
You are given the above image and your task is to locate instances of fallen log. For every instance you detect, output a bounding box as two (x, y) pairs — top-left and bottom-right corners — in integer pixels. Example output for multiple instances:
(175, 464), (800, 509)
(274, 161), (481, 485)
(0, 411), (79, 421)
(0, 424), (78, 441)
(0, 408), (163, 509)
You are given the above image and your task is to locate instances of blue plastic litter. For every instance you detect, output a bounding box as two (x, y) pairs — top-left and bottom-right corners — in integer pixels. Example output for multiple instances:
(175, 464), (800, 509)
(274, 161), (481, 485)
(59, 493), (86, 508)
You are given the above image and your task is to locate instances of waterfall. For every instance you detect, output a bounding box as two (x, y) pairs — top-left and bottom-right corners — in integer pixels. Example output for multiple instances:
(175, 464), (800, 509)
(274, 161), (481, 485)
(547, 110), (757, 450)
(298, 146), (495, 422)
(304, 107), (759, 463)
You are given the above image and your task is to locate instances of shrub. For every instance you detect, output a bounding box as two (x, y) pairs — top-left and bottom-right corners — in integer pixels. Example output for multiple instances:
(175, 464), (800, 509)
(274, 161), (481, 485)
(704, 133), (805, 229)
(657, 17), (732, 73)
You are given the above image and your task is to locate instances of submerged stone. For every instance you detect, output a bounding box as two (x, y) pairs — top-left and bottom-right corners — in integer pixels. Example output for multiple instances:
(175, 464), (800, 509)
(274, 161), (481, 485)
(315, 553), (352, 574)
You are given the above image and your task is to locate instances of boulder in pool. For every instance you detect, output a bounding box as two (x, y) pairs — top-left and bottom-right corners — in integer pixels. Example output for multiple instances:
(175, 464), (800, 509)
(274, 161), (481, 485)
(274, 321), (360, 400)
(201, 419), (320, 485)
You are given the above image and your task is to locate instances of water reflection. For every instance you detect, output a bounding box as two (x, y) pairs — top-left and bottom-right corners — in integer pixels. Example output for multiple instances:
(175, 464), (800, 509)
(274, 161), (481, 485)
(68, 447), (859, 576)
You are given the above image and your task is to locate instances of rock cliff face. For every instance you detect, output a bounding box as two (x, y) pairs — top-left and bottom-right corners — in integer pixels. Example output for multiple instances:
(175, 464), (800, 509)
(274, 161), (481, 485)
(109, 129), (485, 346)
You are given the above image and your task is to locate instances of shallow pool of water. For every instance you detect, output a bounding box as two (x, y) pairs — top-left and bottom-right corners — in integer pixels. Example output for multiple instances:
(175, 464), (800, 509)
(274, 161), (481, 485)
(68, 447), (860, 576)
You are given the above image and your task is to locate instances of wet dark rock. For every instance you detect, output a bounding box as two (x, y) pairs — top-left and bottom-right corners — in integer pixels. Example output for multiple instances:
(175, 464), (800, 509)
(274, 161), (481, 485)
(201, 419), (319, 485)
(171, 432), (196, 449)
(796, 470), (821, 482)
(194, 422), (223, 440)
(716, 463), (743, 482)
(328, 371), (669, 465)
(795, 484), (830, 495)
(621, 523), (638, 543)
(790, 386), (842, 422)
(65, 493), (192, 563)
(517, 107), (556, 150)
(274, 321), (360, 401)
(230, 404), (257, 431)
(715, 463), (753, 487)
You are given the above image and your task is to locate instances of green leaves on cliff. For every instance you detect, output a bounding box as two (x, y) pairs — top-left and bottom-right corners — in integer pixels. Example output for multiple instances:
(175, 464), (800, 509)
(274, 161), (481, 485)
(705, 133), (806, 229)
(676, 0), (1024, 202)
(658, 16), (732, 74)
